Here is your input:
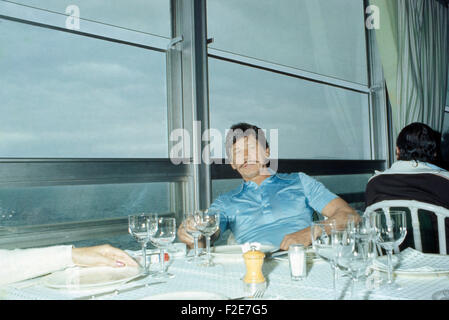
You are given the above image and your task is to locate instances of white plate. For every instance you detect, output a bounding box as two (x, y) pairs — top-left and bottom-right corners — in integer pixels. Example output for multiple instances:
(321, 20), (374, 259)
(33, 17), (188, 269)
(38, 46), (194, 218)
(211, 244), (277, 262)
(141, 291), (228, 300)
(372, 248), (449, 275)
(44, 266), (142, 291)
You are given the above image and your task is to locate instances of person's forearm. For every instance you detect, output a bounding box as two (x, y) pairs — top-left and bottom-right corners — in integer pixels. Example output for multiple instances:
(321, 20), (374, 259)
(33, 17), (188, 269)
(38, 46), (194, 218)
(0, 245), (74, 286)
(330, 208), (360, 229)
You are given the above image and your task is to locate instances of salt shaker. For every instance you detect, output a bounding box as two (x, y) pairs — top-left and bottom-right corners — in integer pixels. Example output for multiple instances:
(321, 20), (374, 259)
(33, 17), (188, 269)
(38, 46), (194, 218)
(242, 246), (267, 295)
(288, 244), (307, 280)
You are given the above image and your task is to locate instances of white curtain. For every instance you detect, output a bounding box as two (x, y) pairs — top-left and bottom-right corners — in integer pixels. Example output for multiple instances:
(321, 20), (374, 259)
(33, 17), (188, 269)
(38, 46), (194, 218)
(371, 0), (449, 140)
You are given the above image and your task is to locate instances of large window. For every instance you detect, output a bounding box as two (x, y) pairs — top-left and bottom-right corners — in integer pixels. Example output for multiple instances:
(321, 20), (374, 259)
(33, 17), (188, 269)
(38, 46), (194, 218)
(207, 0), (368, 85)
(0, 1), (174, 247)
(208, 59), (371, 160)
(0, 19), (167, 158)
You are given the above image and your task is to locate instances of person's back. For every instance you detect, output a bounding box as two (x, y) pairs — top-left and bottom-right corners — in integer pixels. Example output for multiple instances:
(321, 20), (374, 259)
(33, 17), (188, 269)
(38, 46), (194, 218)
(365, 123), (449, 253)
(365, 160), (449, 209)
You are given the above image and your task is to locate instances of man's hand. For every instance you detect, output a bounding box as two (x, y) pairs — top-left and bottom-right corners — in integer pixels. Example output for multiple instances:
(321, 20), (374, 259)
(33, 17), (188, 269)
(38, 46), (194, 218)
(72, 244), (138, 268)
(177, 221), (205, 249)
(279, 227), (312, 250)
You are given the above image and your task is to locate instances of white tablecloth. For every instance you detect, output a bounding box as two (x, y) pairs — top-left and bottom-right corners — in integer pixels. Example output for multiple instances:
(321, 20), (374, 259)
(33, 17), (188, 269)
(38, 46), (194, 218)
(2, 251), (449, 300)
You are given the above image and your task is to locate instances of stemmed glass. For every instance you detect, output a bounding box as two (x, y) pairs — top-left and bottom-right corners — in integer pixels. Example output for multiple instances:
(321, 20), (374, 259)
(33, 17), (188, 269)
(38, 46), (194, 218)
(184, 211), (203, 263)
(334, 219), (376, 299)
(128, 213), (158, 274)
(311, 219), (338, 300)
(150, 217), (177, 279)
(370, 210), (407, 289)
(196, 209), (220, 267)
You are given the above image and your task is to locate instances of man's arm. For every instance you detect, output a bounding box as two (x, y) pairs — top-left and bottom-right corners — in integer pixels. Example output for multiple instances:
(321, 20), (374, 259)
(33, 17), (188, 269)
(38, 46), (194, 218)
(279, 197), (359, 250)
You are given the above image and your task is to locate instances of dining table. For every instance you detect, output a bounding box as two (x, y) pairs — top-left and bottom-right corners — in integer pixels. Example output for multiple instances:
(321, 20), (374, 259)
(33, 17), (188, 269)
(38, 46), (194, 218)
(1, 244), (449, 300)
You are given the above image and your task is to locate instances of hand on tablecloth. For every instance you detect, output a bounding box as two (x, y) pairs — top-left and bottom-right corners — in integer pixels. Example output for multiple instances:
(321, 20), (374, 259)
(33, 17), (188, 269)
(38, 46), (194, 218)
(279, 227), (312, 250)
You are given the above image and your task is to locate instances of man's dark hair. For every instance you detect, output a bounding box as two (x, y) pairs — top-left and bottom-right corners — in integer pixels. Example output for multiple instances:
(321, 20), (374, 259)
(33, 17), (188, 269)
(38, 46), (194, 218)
(225, 122), (269, 158)
(396, 122), (440, 164)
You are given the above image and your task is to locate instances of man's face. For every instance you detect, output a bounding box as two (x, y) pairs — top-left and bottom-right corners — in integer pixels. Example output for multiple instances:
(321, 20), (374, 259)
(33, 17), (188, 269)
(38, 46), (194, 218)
(230, 135), (269, 180)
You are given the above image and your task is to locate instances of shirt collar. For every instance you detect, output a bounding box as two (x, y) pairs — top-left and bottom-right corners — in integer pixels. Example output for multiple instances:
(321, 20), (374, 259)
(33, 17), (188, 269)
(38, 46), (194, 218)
(231, 168), (277, 197)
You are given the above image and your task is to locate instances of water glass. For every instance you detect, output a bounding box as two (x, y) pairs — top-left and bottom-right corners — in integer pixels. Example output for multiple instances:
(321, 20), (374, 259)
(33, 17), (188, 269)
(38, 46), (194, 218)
(184, 211), (203, 262)
(150, 217), (177, 279)
(311, 219), (338, 298)
(128, 213), (158, 274)
(370, 210), (407, 289)
(334, 226), (375, 299)
(196, 209), (220, 267)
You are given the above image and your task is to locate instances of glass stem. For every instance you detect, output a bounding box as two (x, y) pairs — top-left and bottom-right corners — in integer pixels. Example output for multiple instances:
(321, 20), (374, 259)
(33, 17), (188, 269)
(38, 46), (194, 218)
(351, 276), (357, 300)
(141, 242), (147, 273)
(386, 249), (393, 284)
(160, 248), (165, 273)
(332, 264), (337, 300)
(206, 236), (211, 262)
(194, 236), (199, 257)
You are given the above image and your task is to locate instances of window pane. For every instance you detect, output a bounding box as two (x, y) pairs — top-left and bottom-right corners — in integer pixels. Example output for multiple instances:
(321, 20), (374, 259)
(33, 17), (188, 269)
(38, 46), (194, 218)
(207, 0), (368, 85)
(0, 183), (170, 227)
(208, 59), (371, 160)
(0, 19), (167, 157)
(7, 0), (170, 37)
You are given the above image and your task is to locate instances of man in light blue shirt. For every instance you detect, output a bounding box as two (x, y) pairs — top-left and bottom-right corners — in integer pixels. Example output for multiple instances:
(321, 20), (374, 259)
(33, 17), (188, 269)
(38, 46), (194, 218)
(178, 122), (358, 250)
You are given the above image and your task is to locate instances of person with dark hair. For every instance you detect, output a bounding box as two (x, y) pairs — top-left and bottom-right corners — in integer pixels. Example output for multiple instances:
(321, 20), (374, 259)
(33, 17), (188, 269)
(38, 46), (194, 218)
(365, 122), (449, 253)
(178, 122), (358, 250)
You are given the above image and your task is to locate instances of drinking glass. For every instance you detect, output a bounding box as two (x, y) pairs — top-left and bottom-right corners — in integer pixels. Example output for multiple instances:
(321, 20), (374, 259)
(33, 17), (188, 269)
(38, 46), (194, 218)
(150, 217), (177, 279)
(184, 211), (203, 263)
(311, 219), (338, 299)
(128, 213), (158, 274)
(370, 210), (407, 289)
(196, 209), (220, 267)
(334, 225), (375, 299)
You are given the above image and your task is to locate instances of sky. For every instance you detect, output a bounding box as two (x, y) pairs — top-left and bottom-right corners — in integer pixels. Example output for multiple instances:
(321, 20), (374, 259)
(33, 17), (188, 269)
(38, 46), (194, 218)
(0, 0), (425, 160)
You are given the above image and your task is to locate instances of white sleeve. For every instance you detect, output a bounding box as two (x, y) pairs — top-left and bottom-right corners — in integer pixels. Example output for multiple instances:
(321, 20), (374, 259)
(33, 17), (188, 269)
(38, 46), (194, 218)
(0, 245), (75, 286)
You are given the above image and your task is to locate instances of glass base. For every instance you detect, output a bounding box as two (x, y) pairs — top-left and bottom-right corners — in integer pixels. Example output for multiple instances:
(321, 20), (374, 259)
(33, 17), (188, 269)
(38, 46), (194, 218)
(186, 255), (206, 263)
(200, 258), (218, 267)
(151, 271), (175, 279)
(367, 274), (402, 292)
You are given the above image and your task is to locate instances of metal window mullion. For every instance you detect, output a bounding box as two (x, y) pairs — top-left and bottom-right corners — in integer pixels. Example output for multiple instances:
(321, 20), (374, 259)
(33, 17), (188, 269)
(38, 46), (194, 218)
(172, 0), (211, 213)
(363, 0), (389, 163)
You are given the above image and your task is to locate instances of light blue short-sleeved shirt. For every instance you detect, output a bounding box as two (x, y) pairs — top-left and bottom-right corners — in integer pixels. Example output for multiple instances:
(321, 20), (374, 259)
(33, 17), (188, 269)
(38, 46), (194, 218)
(210, 172), (338, 247)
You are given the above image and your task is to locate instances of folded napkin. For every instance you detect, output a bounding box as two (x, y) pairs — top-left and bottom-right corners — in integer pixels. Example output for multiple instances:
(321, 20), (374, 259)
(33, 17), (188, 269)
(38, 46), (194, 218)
(373, 248), (449, 273)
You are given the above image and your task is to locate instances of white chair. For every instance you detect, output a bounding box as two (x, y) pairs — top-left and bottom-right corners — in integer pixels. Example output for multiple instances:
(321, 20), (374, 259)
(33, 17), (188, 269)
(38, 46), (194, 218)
(364, 200), (449, 255)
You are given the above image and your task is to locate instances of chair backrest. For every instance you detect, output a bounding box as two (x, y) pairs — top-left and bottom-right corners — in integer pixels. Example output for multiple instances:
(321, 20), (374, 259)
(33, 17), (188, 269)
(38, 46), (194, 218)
(364, 200), (449, 254)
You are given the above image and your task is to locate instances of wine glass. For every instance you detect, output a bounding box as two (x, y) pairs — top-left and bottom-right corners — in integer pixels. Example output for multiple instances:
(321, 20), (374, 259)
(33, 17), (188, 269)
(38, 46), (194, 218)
(184, 211), (203, 263)
(311, 219), (338, 299)
(196, 209), (220, 267)
(370, 210), (407, 289)
(128, 213), (158, 274)
(334, 224), (375, 299)
(150, 217), (177, 279)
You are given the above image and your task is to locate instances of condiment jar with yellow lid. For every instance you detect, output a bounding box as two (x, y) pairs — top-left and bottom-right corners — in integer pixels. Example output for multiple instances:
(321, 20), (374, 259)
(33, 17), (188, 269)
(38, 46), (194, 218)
(242, 245), (267, 296)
